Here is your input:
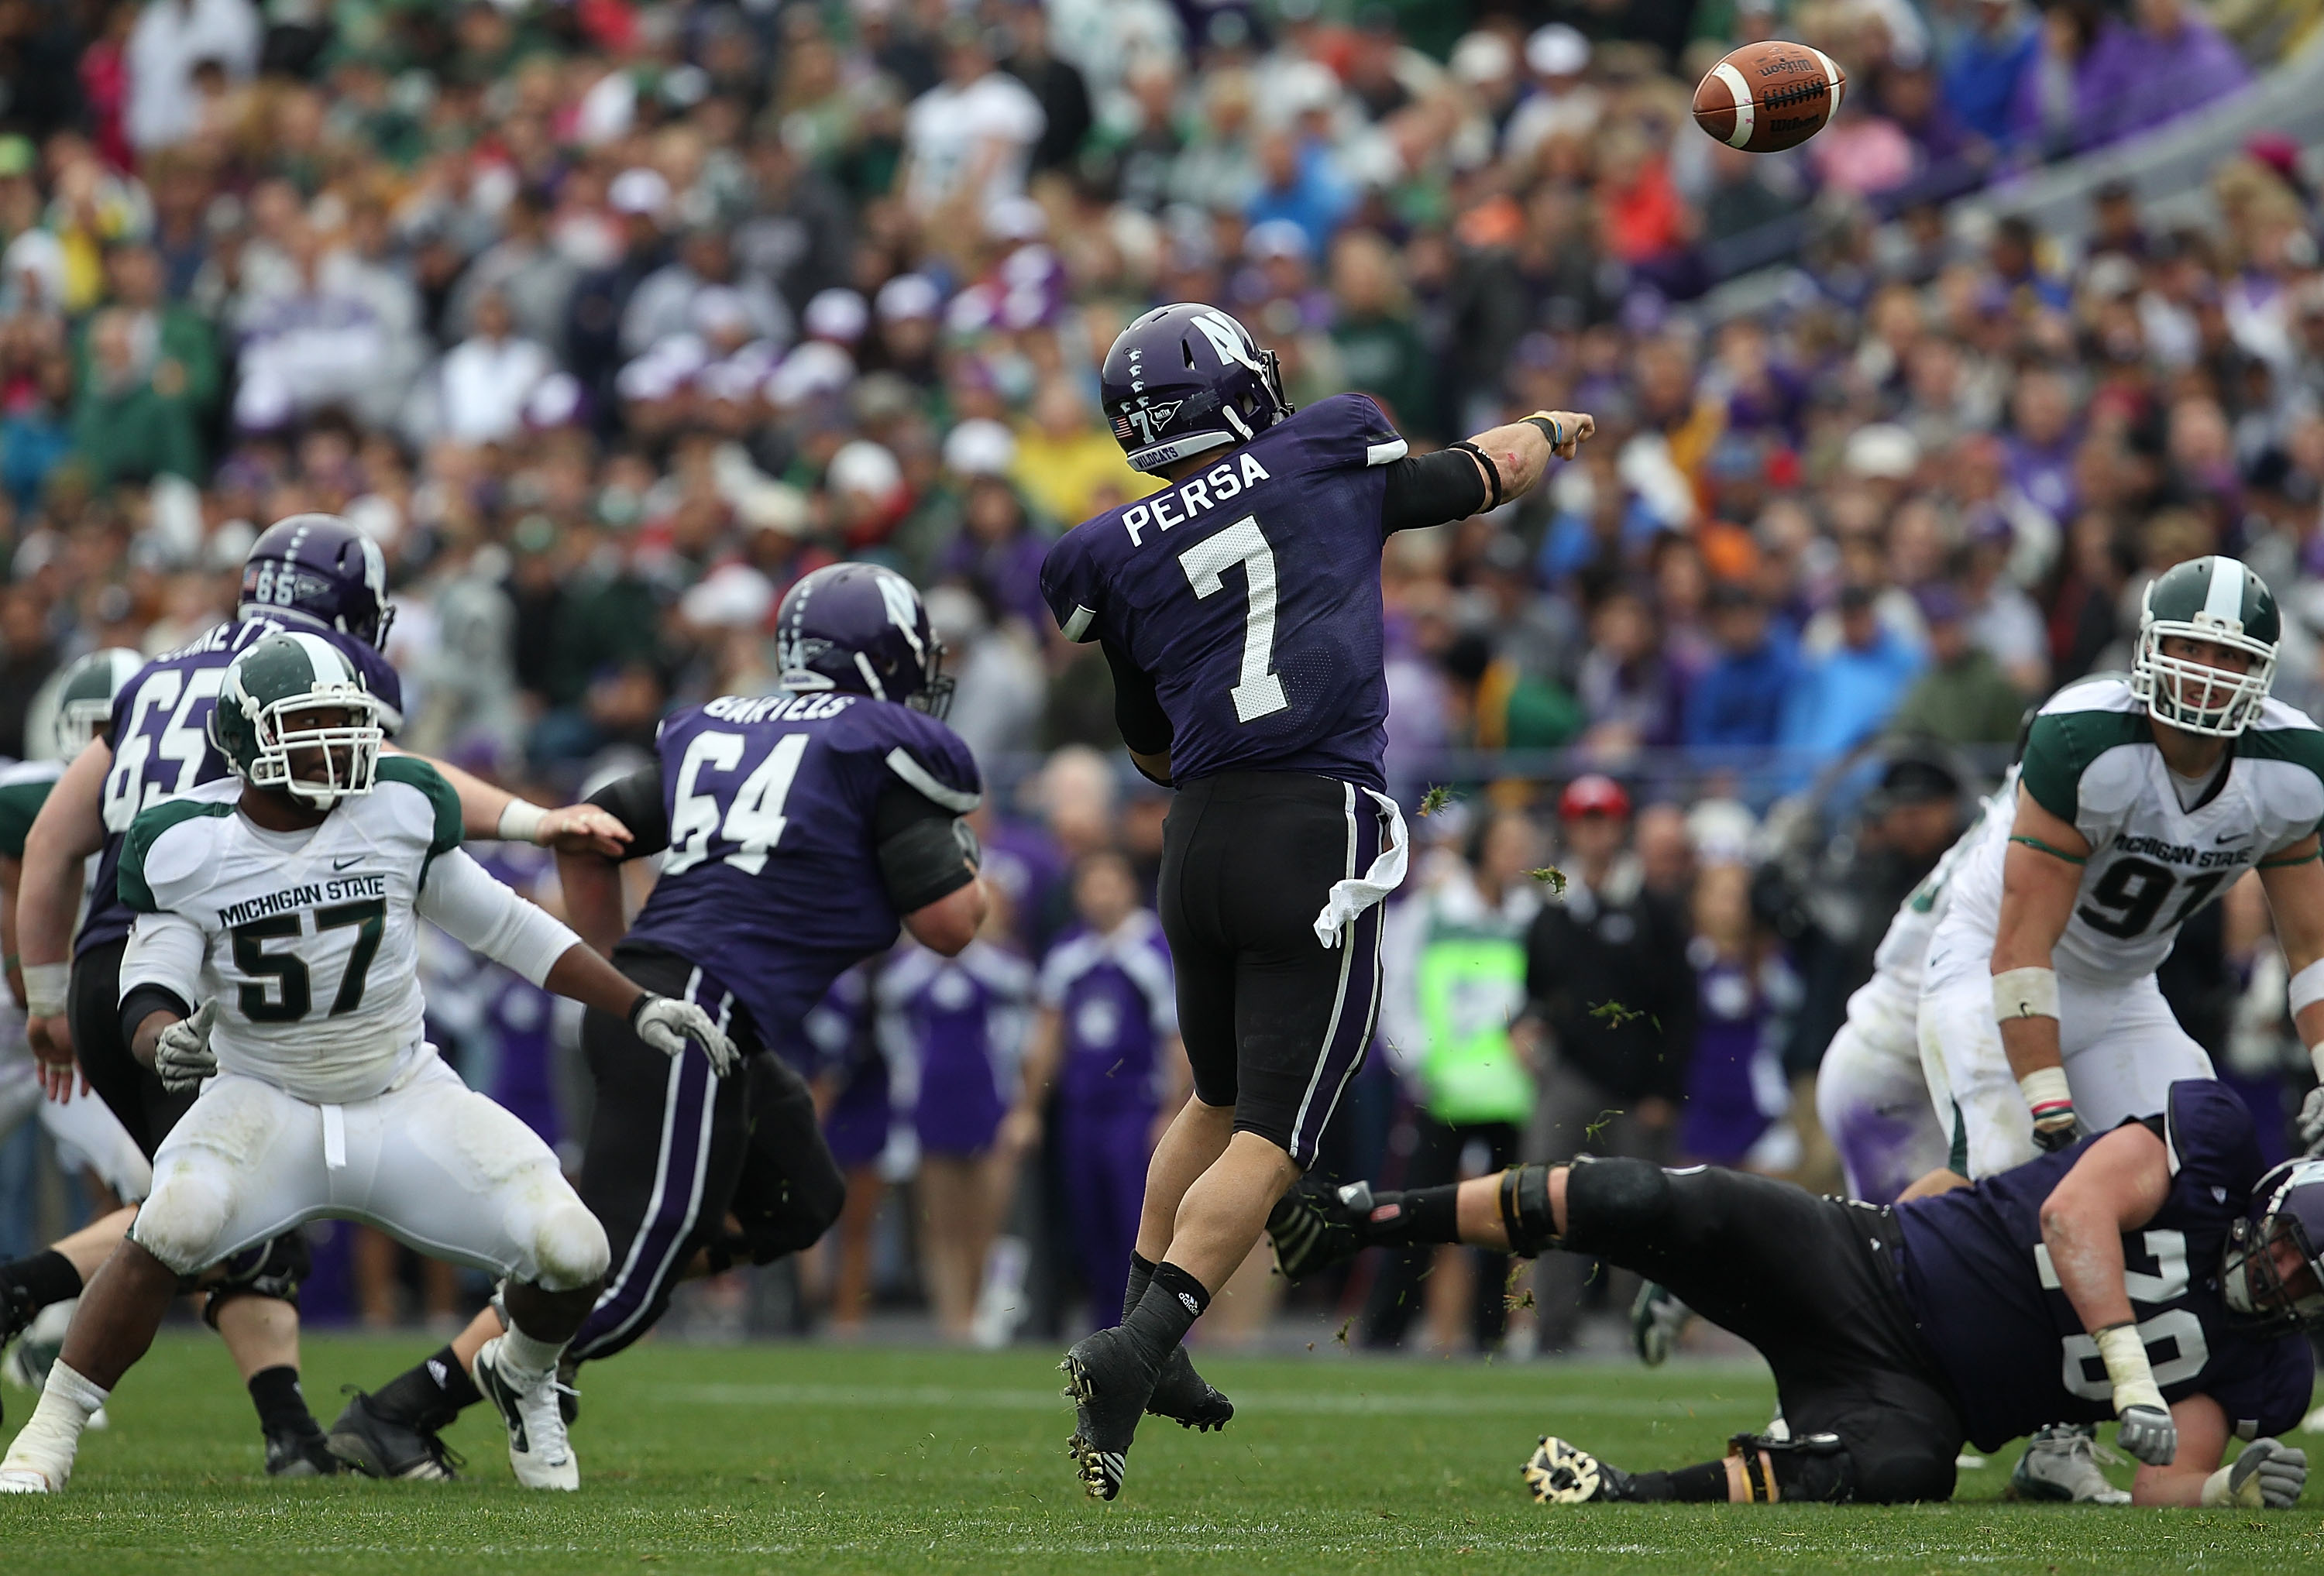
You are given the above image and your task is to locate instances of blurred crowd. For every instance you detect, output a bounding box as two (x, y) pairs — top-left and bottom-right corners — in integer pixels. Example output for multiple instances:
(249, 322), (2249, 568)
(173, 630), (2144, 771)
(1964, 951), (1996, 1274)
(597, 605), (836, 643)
(0, 0), (2322, 1341)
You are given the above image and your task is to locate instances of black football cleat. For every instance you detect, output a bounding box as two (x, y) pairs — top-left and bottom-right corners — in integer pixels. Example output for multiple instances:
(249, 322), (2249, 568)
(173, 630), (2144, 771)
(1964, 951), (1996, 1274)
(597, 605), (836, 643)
(1523, 1436), (1639, 1504)
(1061, 1327), (1157, 1500)
(1266, 1176), (1372, 1282)
(1146, 1344), (1232, 1433)
(264, 1423), (345, 1478)
(326, 1389), (461, 1482)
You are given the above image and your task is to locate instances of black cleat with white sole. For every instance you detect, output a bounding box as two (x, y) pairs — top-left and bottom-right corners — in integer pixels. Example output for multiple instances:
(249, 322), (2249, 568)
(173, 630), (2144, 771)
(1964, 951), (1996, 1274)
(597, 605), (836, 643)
(264, 1423), (345, 1478)
(1266, 1176), (1371, 1283)
(325, 1389), (461, 1482)
(1062, 1327), (1157, 1500)
(1522, 1436), (1640, 1504)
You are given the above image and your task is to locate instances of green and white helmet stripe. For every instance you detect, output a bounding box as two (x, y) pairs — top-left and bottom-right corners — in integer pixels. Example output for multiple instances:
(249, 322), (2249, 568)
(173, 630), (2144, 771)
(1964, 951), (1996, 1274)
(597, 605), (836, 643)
(211, 631), (384, 808)
(2130, 555), (2279, 737)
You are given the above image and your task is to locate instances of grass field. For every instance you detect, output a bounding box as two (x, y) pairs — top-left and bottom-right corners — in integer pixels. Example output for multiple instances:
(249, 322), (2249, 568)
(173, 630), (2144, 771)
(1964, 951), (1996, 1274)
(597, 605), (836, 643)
(0, 1332), (2311, 1574)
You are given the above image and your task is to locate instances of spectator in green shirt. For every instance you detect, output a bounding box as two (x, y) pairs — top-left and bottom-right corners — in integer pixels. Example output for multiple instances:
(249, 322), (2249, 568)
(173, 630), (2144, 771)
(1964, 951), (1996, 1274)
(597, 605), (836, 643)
(71, 306), (201, 489)
(1329, 228), (1438, 440)
(1888, 581), (2029, 746)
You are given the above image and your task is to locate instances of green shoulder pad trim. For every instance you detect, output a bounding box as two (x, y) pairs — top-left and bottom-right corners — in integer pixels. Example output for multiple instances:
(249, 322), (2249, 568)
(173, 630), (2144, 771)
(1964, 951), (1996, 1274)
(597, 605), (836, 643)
(2019, 709), (2147, 823)
(120, 798), (237, 913)
(376, 756), (463, 882)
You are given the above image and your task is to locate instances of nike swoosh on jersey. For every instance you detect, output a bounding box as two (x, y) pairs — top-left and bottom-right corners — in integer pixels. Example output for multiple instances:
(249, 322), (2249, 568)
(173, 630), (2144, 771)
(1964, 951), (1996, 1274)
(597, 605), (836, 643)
(332, 856), (363, 870)
(2214, 833), (2249, 846)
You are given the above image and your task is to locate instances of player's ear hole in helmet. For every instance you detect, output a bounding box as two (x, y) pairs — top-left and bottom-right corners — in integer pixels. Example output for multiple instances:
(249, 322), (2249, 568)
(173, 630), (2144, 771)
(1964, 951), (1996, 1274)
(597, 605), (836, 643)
(208, 632), (386, 809)
(2220, 1157), (2324, 1336)
(774, 561), (954, 719)
(2130, 555), (2280, 737)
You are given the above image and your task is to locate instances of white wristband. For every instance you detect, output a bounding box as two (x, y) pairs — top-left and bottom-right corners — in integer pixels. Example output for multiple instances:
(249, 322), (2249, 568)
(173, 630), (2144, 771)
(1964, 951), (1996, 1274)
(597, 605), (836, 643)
(497, 798), (548, 843)
(2310, 1041), (2324, 1084)
(21, 962), (68, 1020)
(1992, 965), (2060, 1021)
(2095, 1323), (2165, 1416)
(2292, 955), (2324, 1019)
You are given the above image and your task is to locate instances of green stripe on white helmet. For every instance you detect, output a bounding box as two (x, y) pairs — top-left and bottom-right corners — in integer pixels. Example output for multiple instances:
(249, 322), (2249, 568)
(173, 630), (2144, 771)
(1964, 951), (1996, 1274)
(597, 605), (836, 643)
(210, 632), (384, 808)
(2131, 555), (2279, 737)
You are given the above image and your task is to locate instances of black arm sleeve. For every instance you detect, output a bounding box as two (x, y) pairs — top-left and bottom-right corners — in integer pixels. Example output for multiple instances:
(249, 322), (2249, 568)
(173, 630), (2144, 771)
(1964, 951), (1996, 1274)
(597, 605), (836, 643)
(120, 984), (192, 1052)
(871, 780), (978, 915)
(585, 765), (670, 860)
(1102, 637), (1174, 756)
(1380, 448), (1490, 535)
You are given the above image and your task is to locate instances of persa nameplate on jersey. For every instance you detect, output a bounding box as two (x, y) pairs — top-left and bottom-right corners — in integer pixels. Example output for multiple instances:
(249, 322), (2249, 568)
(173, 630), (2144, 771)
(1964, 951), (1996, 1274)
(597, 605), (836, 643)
(1121, 454), (1274, 548)
(217, 873), (387, 928)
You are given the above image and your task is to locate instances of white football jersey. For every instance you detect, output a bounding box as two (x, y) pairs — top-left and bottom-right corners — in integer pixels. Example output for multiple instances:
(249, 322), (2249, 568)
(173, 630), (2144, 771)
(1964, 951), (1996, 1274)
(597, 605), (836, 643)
(1867, 769), (2016, 998)
(118, 758), (544, 1105)
(1944, 676), (2324, 983)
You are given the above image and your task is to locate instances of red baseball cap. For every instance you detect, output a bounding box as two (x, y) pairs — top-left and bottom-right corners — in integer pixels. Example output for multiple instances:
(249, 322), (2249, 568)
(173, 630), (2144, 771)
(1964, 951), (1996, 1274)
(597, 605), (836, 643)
(1559, 774), (1631, 821)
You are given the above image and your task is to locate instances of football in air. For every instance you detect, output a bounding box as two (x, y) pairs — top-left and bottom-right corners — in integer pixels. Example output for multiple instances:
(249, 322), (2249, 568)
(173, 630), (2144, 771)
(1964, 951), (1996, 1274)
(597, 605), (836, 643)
(1693, 39), (1847, 153)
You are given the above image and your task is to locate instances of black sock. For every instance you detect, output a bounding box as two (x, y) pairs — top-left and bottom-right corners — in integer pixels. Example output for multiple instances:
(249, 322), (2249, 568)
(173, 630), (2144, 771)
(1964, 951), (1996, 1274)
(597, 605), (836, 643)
(0, 1250), (83, 1320)
(1123, 1252), (1156, 1324)
(1358, 1185), (1463, 1248)
(248, 1365), (319, 1437)
(1627, 1460), (1731, 1502)
(368, 1344), (484, 1431)
(1118, 1262), (1208, 1372)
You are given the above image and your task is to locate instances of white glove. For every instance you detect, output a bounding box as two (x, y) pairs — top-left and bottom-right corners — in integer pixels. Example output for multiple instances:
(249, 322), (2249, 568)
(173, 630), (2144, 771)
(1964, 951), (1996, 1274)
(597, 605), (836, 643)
(2206, 1438), (2308, 1509)
(152, 1002), (218, 1092)
(2116, 1403), (2178, 1467)
(630, 993), (738, 1076)
(2299, 1086), (2324, 1157)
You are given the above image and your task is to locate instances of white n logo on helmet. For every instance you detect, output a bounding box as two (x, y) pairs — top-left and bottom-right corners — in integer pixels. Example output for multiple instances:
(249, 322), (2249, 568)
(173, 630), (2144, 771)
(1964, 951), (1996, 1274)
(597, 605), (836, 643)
(1190, 311), (1263, 374)
(872, 568), (925, 659)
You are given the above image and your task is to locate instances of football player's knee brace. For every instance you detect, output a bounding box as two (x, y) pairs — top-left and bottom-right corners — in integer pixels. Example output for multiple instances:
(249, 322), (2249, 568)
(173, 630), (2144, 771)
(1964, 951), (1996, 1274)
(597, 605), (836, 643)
(201, 1230), (312, 1328)
(736, 1166), (846, 1265)
(1558, 1155), (1671, 1255)
(129, 1176), (231, 1277)
(531, 1199), (610, 1292)
(1728, 1431), (1855, 1504)
(1497, 1164), (1561, 1257)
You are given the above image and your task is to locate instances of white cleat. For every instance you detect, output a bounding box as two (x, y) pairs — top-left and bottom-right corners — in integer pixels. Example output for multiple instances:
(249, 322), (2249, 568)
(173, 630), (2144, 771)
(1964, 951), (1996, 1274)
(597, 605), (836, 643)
(0, 1467), (56, 1493)
(470, 1337), (579, 1492)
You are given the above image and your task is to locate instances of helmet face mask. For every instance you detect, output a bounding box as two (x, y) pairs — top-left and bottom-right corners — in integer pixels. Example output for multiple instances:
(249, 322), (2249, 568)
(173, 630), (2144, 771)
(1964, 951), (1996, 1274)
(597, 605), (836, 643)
(2129, 556), (2279, 738)
(211, 633), (384, 810)
(2222, 1159), (2324, 1336)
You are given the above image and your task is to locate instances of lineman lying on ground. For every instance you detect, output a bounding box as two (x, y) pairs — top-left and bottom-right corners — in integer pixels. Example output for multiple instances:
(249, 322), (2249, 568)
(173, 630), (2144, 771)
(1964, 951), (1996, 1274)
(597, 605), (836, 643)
(1267, 1078), (2315, 1506)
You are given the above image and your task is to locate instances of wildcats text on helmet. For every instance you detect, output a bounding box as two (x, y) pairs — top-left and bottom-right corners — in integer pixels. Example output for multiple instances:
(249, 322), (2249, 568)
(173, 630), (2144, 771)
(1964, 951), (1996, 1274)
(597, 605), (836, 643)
(1122, 453), (1273, 549)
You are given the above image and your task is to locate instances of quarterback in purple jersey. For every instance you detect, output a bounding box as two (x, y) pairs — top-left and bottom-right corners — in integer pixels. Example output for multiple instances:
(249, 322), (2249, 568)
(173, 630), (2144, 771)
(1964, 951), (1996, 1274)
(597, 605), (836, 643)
(1038, 300), (1594, 1498)
(2, 514), (624, 1478)
(325, 562), (992, 1482)
(1270, 1079), (2317, 1509)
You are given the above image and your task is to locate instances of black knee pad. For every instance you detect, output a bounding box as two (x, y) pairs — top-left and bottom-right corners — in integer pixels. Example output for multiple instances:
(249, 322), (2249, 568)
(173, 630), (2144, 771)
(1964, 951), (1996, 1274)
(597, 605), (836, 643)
(734, 1163), (847, 1264)
(1559, 1155), (1671, 1255)
(200, 1230), (311, 1329)
(1497, 1164), (1560, 1257)
(1728, 1431), (1856, 1503)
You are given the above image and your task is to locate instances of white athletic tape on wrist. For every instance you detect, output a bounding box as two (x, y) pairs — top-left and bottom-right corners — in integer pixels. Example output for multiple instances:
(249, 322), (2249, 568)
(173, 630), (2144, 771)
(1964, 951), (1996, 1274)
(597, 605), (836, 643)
(1992, 965), (2060, 1021)
(2017, 1064), (2075, 1128)
(2095, 1323), (2165, 1416)
(2202, 1464), (2259, 1508)
(497, 798), (548, 843)
(2310, 1041), (2324, 1085)
(20, 962), (68, 1021)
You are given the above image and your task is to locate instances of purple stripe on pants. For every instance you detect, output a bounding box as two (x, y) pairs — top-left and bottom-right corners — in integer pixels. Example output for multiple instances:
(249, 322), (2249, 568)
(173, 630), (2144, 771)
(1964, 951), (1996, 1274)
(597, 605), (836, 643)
(1288, 789), (1387, 1169)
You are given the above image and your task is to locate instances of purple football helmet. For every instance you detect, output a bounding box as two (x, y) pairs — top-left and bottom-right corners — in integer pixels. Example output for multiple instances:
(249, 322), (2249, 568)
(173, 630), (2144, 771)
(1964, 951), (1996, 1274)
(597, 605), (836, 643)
(775, 562), (952, 717)
(239, 513), (394, 648)
(1101, 302), (1294, 475)
(2222, 1158), (2324, 1334)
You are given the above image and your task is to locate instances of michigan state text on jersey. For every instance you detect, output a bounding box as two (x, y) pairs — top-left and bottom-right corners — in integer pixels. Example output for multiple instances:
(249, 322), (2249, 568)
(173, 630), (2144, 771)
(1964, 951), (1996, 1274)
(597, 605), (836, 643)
(1920, 555), (2324, 1183)
(1037, 299), (1594, 1501)
(1267, 1078), (2317, 1509)
(322, 563), (986, 1485)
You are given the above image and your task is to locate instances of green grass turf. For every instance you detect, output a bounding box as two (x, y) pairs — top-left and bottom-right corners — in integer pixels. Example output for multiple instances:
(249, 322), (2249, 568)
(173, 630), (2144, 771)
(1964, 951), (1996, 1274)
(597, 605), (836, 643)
(0, 1332), (2310, 1574)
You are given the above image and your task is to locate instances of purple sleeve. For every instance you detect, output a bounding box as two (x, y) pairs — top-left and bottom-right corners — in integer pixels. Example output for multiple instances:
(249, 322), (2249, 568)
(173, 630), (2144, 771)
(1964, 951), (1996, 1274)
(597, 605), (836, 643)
(881, 708), (982, 809)
(1300, 393), (1407, 472)
(1040, 529), (1101, 644)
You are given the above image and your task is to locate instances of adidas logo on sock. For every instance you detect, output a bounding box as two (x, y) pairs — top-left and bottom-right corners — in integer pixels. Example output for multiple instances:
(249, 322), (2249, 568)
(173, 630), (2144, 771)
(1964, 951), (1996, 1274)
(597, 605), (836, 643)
(426, 1359), (447, 1387)
(1177, 1291), (1201, 1315)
